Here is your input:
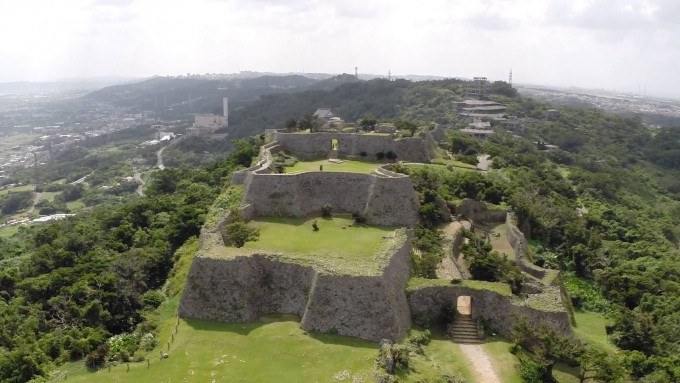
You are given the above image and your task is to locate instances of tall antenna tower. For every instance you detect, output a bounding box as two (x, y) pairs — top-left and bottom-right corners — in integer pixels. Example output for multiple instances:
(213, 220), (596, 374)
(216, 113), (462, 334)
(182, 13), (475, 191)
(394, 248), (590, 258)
(388, 69), (392, 81)
(509, 69), (513, 86)
(355, 67), (358, 78)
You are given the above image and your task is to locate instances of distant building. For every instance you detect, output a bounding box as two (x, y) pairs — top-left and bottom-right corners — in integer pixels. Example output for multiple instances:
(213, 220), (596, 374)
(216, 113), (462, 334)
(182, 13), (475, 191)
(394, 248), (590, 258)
(545, 109), (560, 121)
(500, 116), (524, 134)
(460, 118), (494, 139)
(313, 108), (336, 121)
(187, 98), (229, 136)
(466, 77), (490, 99)
(455, 99), (507, 121)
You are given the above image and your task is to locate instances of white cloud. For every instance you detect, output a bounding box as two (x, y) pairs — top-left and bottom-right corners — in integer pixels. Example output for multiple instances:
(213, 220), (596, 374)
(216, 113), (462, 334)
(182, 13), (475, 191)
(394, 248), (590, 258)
(0, 0), (679, 96)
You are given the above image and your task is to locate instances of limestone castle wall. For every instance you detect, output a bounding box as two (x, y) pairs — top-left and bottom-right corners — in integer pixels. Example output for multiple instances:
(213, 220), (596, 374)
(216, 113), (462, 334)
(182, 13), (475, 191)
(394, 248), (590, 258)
(407, 285), (573, 337)
(178, 230), (413, 342)
(242, 171), (420, 227)
(273, 132), (434, 163)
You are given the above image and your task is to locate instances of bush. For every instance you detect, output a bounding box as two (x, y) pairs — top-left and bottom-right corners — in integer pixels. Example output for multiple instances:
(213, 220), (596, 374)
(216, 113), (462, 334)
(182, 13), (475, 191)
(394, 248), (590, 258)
(322, 204), (333, 218)
(84, 344), (109, 369)
(141, 290), (165, 308)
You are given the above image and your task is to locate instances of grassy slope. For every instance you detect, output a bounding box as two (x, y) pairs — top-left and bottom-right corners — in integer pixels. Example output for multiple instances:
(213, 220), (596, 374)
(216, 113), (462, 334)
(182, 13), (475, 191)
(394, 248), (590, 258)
(572, 310), (617, 353)
(284, 159), (381, 174)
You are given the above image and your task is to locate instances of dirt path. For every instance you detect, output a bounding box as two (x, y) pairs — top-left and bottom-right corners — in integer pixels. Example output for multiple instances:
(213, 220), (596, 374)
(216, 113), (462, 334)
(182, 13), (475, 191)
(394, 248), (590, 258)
(458, 344), (501, 383)
(476, 154), (492, 171)
(436, 221), (465, 279)
(134, 172), (145, 196)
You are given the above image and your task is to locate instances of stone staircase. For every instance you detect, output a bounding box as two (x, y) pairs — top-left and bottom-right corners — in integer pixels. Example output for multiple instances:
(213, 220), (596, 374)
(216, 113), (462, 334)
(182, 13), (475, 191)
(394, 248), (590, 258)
(447, 315), (481, 344)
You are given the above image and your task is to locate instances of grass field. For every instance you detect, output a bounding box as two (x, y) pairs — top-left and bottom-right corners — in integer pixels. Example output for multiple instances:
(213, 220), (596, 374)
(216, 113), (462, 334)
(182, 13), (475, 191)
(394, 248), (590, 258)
(284, 159), (381, 174)
(66, 200), (85, 212)
(244, 216), (394, 260)
(0, 225), (19, 238)
(0, 184), (34, 196)
(398, 333), (477, 382)
(483, 223), (515, 259)
(573, 310), (617, 353)
(482, 338), (523, 383)
(62, 299), (378, 383)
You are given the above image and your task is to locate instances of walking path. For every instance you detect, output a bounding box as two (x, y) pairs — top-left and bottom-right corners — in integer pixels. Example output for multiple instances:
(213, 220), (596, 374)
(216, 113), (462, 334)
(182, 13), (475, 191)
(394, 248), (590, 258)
(458, 344), (501, 383)
(134, 172), (145, 196)
(476, 155), (492, 171)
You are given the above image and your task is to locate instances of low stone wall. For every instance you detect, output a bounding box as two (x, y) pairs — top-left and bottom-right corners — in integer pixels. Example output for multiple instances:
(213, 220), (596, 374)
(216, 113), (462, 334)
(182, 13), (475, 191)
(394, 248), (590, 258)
(179, 232), (413, 342)
(407, 285), (572, 336)
(242, 171), (420, 227)
(455, 199), (507, 223)
(273, 132), (434, 163)
(505, 213), (548, 280)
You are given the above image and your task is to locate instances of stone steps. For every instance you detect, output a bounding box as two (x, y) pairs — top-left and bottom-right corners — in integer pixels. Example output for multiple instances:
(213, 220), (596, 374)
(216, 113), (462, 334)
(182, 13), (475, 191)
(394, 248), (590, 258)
(448, 315), (481, 344)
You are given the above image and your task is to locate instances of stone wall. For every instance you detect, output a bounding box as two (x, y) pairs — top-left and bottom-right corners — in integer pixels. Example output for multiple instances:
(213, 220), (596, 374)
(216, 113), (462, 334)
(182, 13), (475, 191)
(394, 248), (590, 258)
(505, 213), (548, 280)
(242, 171), (420, 227)
(407, 285), (572, 336)
(179, 232), (413, 342)
(273, 132), (434, 163)
(455, 199), (507, 223)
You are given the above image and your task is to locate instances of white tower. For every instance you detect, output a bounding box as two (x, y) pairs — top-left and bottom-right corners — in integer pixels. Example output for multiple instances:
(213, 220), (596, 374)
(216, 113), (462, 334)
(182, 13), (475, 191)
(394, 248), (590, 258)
(223, 97), (229, 123)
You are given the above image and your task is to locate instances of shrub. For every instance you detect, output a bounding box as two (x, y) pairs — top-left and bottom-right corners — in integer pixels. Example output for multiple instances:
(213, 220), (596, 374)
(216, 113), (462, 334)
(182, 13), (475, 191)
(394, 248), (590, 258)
(141, 290), (165, 308)
(321, 204), (333, 218)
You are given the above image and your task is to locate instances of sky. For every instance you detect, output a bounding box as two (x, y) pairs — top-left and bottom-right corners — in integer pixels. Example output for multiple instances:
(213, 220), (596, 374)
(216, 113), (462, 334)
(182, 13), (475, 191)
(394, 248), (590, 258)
(1, 0), (679, 97)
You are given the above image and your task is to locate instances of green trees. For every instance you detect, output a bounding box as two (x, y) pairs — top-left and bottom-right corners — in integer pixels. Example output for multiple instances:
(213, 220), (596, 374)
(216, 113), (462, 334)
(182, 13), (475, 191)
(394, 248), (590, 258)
(0, 191), (33, 215)
(222, 221), (260, 248)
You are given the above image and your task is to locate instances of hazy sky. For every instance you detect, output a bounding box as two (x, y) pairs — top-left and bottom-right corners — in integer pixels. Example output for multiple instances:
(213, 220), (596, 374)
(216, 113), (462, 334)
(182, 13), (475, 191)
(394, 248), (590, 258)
(1, 0), (679, 96)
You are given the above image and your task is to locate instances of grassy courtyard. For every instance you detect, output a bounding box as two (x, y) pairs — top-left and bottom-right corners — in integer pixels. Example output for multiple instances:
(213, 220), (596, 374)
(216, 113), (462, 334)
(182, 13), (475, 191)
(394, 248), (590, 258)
(60, 299), (377, 383)
(244, 216), (395, 260)
(284, 159), (381, 174)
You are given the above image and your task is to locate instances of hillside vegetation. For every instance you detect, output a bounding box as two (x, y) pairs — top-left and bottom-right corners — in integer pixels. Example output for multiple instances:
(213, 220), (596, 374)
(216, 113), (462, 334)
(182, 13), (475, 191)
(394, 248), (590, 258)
(0, 76), (678, 382)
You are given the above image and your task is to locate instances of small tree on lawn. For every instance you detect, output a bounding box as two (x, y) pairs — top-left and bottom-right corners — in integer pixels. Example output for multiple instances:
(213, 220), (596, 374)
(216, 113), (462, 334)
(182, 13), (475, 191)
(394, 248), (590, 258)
(223, 221), (260, 248)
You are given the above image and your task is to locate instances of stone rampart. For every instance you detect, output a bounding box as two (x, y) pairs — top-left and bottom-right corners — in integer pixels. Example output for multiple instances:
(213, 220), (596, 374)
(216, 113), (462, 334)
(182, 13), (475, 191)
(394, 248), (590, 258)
(455, 199), (507, 223)
(407, 285), (572, 336)
(179, 230), (413, 342)
(242, 171), (420, 227)
(273, 132), (434, 163)
(506, 213), (548, 280)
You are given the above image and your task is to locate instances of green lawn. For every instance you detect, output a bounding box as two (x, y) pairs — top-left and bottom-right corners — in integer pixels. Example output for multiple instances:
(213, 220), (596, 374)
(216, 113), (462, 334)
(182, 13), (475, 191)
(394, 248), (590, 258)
(66, 200), (85, 212)
(62, 301), (377, 383)
(0, 184), (34, 196)
(284, 159), (381, 174)
(398, 334), (476, 382)
(484, 223), (515, 259)
(482, 338), (523, 383)
(573, 310), (617, 353)
(244, 216), (394, 260)
(0, 225), (19, 238)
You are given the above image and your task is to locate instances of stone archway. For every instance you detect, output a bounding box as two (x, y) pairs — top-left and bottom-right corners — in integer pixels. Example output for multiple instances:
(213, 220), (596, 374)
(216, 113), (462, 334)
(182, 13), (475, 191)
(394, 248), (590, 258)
(331, 138), (339, 150)
(456, 296), (472, 316)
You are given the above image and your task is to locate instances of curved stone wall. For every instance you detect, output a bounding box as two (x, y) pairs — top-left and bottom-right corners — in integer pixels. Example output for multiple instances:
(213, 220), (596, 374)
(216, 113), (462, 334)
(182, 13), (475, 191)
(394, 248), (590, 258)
(407, 285), (572, 336)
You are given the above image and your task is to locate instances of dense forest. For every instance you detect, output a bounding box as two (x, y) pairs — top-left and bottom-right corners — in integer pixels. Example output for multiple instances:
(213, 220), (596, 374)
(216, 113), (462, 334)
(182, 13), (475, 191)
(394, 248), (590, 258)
(0, 76), (678, 382)
(0, 138), (259, 382)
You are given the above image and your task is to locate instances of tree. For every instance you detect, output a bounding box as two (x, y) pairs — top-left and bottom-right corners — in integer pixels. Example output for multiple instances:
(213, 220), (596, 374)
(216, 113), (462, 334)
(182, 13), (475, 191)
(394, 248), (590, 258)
(298, 113), (320, 133)
(284, 117), (297, 132)
(359, 114), (378, 131)
(222, 221), (259, 248)
(576, 346), (625, 383)
(512, 318), (580, 382)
